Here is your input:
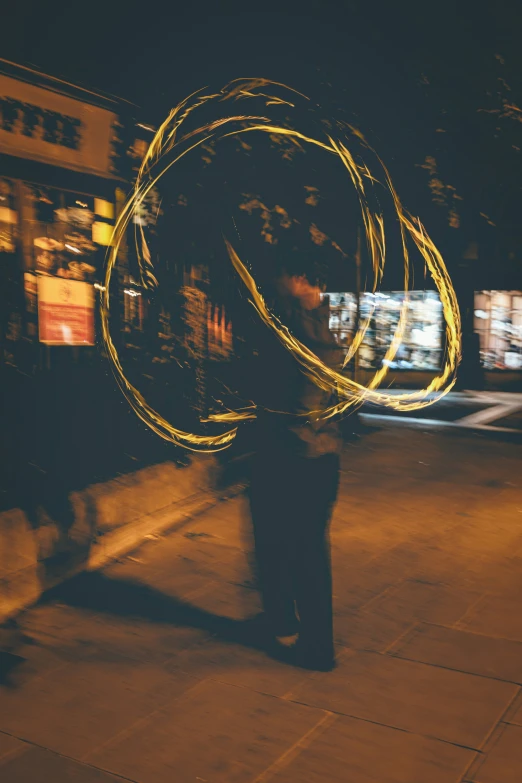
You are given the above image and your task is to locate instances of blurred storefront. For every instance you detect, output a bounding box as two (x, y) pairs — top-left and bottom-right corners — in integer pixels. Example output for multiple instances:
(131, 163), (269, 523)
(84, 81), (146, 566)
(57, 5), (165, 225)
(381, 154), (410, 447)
(474, 291), (522, 371)
(0, 59), (148, 371)
(327, 290), (444, 372)
(326, 287), (522, 390)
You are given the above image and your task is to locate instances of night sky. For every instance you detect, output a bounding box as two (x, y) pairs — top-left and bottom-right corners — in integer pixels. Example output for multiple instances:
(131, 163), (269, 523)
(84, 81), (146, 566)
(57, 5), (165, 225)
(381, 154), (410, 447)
(4, 0), (522, 281)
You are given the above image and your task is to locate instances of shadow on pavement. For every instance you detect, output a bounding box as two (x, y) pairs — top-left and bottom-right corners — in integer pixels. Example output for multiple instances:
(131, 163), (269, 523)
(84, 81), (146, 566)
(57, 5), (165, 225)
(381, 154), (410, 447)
(46, 571), (265, 650)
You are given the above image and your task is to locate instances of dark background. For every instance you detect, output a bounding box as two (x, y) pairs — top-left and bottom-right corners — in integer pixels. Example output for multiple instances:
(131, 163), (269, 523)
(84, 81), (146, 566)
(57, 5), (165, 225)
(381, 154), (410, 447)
(2, 0), (521, 516)
(4, 0), (522, 279)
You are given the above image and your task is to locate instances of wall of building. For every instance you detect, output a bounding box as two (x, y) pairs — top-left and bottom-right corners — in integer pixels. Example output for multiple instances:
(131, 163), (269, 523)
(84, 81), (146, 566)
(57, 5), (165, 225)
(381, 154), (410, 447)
(0, 72), (118, 177)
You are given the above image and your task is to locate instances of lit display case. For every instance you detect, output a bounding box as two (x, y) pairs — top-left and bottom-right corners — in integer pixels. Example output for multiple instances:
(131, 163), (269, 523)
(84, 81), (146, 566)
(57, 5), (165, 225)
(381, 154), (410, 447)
(0, 178), (17, 253)
(474, 291), (522, 370)
(326, 290), (444, 371)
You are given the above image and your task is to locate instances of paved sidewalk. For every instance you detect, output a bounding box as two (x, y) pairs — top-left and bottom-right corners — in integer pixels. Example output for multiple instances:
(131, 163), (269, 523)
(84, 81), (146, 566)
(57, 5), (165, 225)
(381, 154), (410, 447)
(1, 428), (522, 782)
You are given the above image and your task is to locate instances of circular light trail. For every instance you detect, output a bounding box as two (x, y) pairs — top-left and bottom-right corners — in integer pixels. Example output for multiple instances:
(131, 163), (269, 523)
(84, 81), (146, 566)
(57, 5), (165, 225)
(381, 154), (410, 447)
(101, 78), (461, 452)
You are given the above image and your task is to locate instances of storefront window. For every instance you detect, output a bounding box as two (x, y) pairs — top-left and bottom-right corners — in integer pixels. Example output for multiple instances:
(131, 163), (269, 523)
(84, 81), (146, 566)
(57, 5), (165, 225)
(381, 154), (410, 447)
(326, 290), (444, 371)
(123, 280), (145, 332)
(327, 292), (357, 349)
(13, 183), (116, 349)
(0, 178), (17, 253)
(474, 291), (522, 370)
(25, 185), (100, 280)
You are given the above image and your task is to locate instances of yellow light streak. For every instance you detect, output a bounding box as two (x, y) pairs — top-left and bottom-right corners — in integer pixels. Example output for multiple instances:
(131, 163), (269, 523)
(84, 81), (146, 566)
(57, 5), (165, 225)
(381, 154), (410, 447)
(101, 78), (461, 451)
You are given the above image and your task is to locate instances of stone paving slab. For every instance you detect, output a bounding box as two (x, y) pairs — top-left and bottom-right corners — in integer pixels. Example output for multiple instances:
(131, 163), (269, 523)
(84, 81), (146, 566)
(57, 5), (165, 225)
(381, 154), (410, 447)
(165, 636), (317, 697)
(162, 529), (244, 563)
(477, 553), (522, 594)
(342, 431), (521, 487)
(334, 607), (414, 652)
(390, 623), (522, 683)
(468, 724), (522, 783)
(87, 679), (329, 783)
(3, 429), (522, 782)
(184, 579), (261, 621)
(331, 546), (422, 613)
(107, 534), (244, 586)
(411, 549), (522, 596)
(505, 691), (522, 726)
(30, 610), (208, 665)
(0, 639), (69, 688)
(330, 532), (379, 565)
(0, 731), (27, 764)
(165, 540), (250, 587)
(21, 602), (87, 638)
(438, 520), (522, 569)
(458, 596), (522, 642)
(285, 649), (518, 748)
(363, 579), (483, 631)
(0, 657), (198, 759)
(181, 495), (251, 544)
(105, 551), (235, 597)
(0, 744), (129, 782)
(270, 714), (475, 783)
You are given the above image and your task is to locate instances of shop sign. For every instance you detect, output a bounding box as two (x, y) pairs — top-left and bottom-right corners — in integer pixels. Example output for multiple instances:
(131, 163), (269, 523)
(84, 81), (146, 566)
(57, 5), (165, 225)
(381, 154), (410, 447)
(0, 74), (117, 177)
(38, 276), (94, 345)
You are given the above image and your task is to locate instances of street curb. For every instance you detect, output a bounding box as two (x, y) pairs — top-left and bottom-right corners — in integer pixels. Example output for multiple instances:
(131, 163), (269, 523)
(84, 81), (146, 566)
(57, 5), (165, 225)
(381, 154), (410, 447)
(0, 456), (246, 627)
(359, 412), (522, 442)
(87, 482), (246, 572)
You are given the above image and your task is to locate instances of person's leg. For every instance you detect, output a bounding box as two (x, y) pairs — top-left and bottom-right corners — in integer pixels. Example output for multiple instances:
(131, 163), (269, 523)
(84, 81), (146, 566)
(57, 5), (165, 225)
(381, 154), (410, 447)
(291, 454), (340, 668)
(249, 456), (299, 638)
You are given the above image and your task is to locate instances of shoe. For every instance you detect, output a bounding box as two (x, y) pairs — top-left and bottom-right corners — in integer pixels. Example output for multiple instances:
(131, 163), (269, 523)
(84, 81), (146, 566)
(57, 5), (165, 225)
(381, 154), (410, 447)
(275, 633), (299, 648)
(269, 639), (336, 672)
(239, 614), (298, 649)
(295, 653), (337, 672)
(294, 641), (337, 672)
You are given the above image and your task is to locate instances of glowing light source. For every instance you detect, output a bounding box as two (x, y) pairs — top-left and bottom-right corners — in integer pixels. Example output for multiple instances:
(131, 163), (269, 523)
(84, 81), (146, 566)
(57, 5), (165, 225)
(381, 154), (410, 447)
(92, 221), (114, 247)
(94, 199), (115, 220)
(101, 78), (461, 452)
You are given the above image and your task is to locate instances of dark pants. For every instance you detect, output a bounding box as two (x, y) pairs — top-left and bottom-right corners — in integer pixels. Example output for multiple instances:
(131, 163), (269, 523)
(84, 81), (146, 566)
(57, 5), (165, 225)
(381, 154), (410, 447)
(249, 451), (340, 660)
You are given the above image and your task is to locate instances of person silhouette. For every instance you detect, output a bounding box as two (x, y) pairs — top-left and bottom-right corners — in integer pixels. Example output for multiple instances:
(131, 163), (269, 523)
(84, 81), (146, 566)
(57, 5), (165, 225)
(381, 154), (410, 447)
(247, 250), (343, 671)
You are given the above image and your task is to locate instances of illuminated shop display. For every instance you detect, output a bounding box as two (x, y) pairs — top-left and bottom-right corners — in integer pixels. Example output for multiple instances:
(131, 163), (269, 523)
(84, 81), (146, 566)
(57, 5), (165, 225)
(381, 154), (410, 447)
(474, 291), (522, 370)
(0, 59), (146, 368)
(326, 290), (444, 371)
(0, 177), (17, 253)
(27, 185), (113, 280)
(11, 182), (115, 344)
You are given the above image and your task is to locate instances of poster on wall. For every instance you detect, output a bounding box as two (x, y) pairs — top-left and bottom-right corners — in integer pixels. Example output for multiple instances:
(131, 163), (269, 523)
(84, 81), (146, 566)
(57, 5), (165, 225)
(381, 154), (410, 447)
(38, 276), (94, 345)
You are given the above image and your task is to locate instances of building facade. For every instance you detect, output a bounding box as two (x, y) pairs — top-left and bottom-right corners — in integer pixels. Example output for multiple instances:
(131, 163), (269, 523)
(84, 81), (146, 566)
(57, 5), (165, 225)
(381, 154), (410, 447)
(0, 59), (151, 371)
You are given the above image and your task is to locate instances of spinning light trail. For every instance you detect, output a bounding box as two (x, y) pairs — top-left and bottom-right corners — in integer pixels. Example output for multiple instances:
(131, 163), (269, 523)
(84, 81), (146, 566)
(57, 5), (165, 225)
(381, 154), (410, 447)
(101, 78), (461, 452)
